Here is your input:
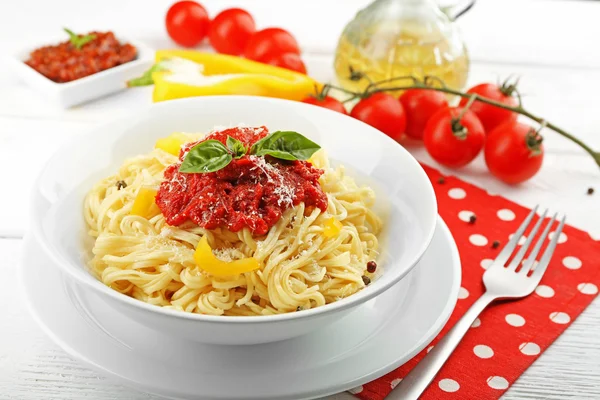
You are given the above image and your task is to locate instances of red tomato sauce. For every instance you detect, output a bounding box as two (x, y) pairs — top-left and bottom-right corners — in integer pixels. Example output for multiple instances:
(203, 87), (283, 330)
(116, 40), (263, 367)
(24, 31), (137, 83)
(156, 126), (328, 235)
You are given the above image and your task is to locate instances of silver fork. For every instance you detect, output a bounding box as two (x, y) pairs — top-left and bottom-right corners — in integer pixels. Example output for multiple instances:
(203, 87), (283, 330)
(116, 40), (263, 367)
(390, 206), (566, 400)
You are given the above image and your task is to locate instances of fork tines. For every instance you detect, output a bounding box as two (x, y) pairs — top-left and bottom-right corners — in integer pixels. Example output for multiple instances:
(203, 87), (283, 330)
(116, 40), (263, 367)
(497, 206), (566, 277)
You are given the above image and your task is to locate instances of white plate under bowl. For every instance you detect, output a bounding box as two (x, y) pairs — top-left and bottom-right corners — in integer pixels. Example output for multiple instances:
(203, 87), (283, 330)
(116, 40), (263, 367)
(29, 96), (438, 345)
(7, 34), (154, 108)
(21, 217), (460, 400)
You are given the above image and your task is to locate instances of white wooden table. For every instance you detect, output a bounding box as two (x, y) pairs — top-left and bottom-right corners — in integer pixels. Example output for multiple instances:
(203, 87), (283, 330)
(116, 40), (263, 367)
(0, 0), (599, 398)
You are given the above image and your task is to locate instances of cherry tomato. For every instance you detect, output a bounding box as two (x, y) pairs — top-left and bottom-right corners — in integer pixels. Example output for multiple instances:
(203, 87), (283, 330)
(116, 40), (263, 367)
(399, 89), (448, 139)
(350, 93), (407, 141)
(261, 52), (307, 74)
(459, 83), (518, 132)
(423, 107), (485, 168)
(302, 96), (347, 115)
(165, 1), (210, 48)
(485, 122), (544, 184)
(244, 28), (301, 62)
(208, 8), (256, 55)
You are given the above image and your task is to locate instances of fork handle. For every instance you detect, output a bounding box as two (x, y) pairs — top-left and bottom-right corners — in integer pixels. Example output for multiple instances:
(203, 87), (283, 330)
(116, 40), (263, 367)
(389, 292), (497, 400)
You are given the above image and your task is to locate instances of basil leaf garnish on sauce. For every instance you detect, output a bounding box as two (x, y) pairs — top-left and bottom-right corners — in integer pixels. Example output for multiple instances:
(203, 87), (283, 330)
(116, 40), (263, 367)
(226, 136), (247, 159)
(64, 28), (96, 50)
(250, 131), (320, 161)
(179, 130), (320, 173)
(180, 140), (233, 173)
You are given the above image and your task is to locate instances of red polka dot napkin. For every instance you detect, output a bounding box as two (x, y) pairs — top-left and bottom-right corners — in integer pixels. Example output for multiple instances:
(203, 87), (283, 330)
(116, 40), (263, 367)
(352, 165), (600, 400)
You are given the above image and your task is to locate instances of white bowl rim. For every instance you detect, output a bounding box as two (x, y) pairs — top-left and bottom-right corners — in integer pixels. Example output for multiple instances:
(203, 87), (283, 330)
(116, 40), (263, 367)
(31, 95), (438, 325)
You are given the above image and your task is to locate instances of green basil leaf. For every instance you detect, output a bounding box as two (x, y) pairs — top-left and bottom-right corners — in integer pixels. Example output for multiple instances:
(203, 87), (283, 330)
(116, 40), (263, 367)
(250, 131), (321, 161)
(180, 140), (233, 173)
(226, 136), (247, 159)
(64, 27), (96, 50)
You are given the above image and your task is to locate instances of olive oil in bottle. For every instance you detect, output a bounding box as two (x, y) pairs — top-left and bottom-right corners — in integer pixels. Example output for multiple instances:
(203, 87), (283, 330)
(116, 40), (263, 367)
(334, 0), (470, 94)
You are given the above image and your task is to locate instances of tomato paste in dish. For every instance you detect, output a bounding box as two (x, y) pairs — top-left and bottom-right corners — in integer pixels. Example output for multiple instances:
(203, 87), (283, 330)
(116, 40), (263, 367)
(156, 126), (328, 235)
(24, 31), (137, 83)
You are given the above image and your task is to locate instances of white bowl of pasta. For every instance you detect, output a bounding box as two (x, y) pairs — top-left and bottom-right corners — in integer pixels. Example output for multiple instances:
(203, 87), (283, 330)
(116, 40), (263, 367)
(30, 96), (437, 345)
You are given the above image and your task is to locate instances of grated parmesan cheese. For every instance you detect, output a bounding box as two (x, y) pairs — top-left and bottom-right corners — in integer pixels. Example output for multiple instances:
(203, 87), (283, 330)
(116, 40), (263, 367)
(212, 247), (237, 262)
(274, 184), (295, 206)
(248, 155), (296, 206)
(160, 228), (173, 237)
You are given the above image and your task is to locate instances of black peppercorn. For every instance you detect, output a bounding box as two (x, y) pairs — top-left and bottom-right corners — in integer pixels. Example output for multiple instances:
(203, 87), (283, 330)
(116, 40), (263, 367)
(362, 275), (371, 285)
(468, 214), (477, 224)
(492, 240), (500, 249)
(588, 187), (595, 195)
(437, 177), (446, 184)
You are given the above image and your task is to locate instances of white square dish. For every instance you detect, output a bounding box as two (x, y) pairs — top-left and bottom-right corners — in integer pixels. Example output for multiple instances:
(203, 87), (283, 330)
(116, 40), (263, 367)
(7, 35), (154, 108)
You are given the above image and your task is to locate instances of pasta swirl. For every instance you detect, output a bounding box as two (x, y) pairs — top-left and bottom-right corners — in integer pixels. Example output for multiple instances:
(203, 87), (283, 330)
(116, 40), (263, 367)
(84, 137), (381, 316)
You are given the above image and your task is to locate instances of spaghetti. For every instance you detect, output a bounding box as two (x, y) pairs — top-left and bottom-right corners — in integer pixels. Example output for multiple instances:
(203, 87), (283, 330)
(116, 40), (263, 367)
(84, 129), (382, 316)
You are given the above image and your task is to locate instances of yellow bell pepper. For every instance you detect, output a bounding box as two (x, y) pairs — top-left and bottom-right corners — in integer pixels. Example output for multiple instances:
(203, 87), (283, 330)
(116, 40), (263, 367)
(155, 132), (189, 156)
(131, 187), (158, 219)
(194, 236), (260, 277)
(129, 50), (321, 103)
(323, 217), (343, 238)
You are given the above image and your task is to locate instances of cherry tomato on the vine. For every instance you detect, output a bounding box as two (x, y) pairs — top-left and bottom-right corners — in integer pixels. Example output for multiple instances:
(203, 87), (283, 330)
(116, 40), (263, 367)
(460, 83), (518, 133)
(350, 93), (407, 141)
(262, 52), (307, 74)
(208, 8), (256, 55)
(165, 1), (210, 48)
(423, 107), (485, 168)
(244, 28), (301, 62)
(399, 89), (448, 139)
(484, 122), (544, 184)
(302, 96), (347, 114)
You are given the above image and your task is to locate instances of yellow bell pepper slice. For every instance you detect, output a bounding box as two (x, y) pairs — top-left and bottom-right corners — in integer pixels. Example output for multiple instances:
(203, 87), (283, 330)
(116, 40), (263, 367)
(323, 217), (343, 238)
(148, 51), (321, 103)
(155, 132), (190, 156)
(194, 236), (260, 277)
(155, 50), (308, 77)
(131, 187), (158, 219)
